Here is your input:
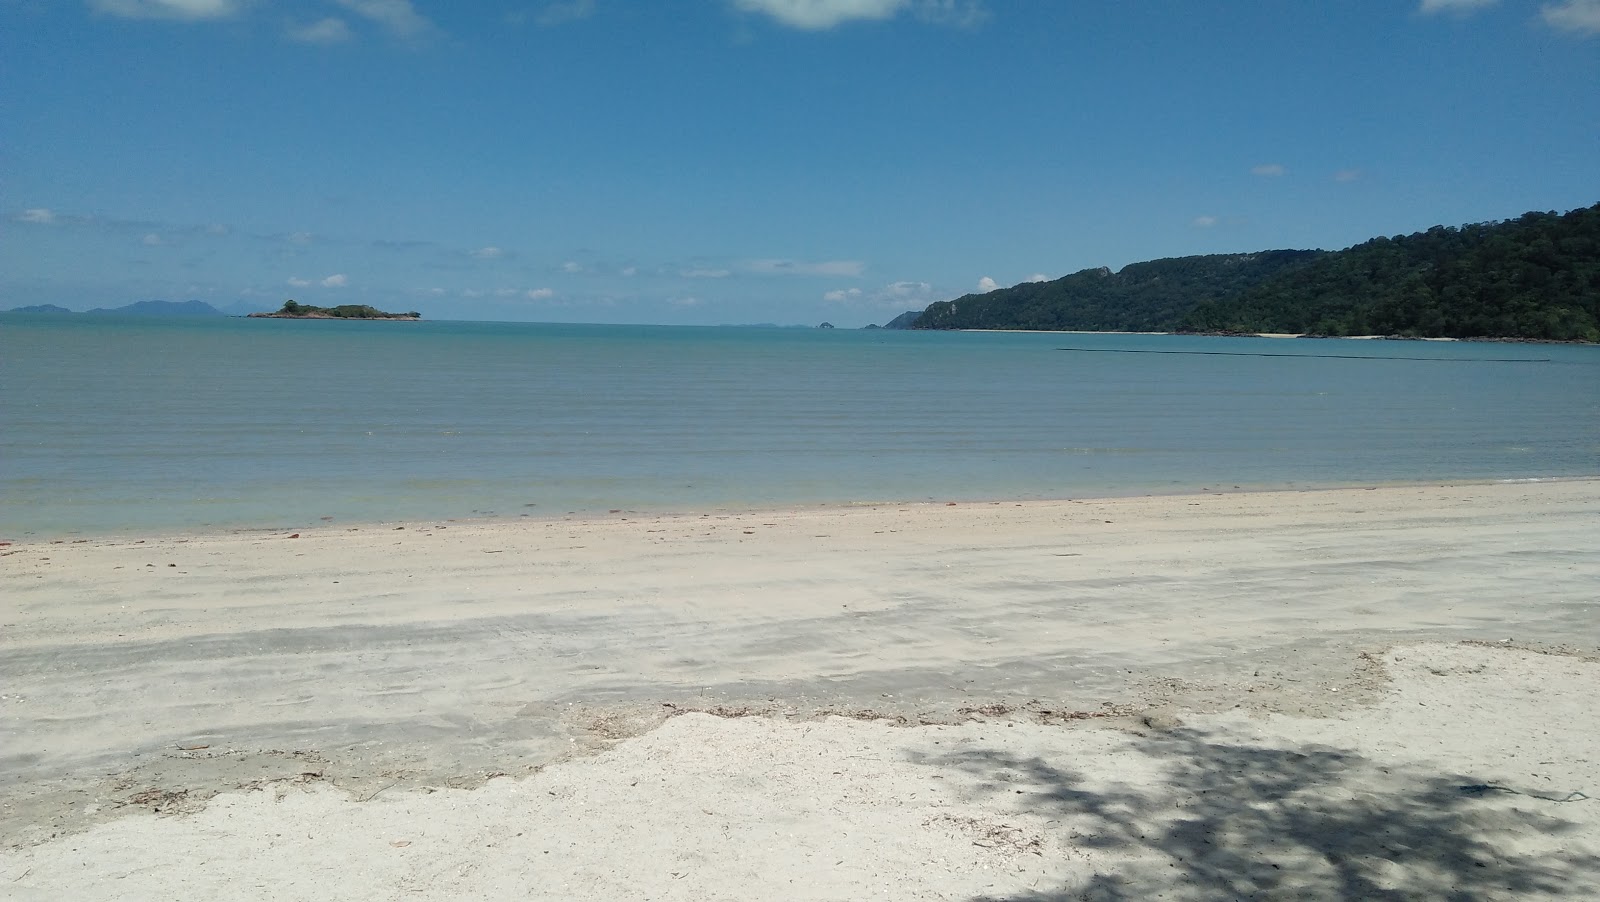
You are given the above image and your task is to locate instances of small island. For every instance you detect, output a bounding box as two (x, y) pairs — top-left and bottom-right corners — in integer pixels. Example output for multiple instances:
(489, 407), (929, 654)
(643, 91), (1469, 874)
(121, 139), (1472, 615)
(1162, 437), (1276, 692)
(248, 300), (420, 320)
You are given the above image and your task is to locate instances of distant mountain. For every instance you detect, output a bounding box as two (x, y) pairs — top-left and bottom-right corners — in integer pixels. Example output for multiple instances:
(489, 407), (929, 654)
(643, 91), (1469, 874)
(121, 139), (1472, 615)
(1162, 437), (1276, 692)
(84, 300), (224, 316)
(880, 310), (922, 330)
(6, 304), (73, 314)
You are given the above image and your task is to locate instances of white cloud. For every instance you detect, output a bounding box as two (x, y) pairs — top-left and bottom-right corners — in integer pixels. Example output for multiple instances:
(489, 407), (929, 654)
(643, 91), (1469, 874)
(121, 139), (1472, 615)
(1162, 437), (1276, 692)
(470, 246), (505, 260)
(334, 0), (433, 37)
(822, 287), (862, 302)
(526, 288), (555, 299)
(681, 267), (732, 278)
(746, 258), (866, 277)
(1026, 273), (1049, 283)
(977, 276), (999, 292)
(1192, 215), (1218, 228)
(321, 274), (348, 287)
(141, 233), (164, 246)
(287, 277), (312, 288)
(18, 208), (57, 224)
(1542, 0), (1600, 33)
(561, 261), (584, 273)
(1251, 163), (1286, 177)
(730, 0), (985, 29)
(89, 0), (243, 20)
(289, 17), (352, 43)
(668, 296), (703, 307)
(1419, 0), (1498, 12)
(731, 0), (906, 29)
(620, 266), (638, 277)
(1334, 169), (1363, 182)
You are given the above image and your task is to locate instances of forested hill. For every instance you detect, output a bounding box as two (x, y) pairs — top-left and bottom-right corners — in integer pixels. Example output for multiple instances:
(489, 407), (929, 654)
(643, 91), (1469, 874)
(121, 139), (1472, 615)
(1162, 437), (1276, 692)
(914, 251), (1324, 332)
(912, 202), (1600, 341)
(1180, 204), (1600, 340)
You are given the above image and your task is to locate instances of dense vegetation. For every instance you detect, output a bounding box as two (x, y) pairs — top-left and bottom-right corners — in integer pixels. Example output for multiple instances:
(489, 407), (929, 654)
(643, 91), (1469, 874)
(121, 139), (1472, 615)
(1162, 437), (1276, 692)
(915, 252), (1322, 332)
(1181, 204), (1600, 340)
(912, 202), (1600, 341)
(267, 300), (420, 319)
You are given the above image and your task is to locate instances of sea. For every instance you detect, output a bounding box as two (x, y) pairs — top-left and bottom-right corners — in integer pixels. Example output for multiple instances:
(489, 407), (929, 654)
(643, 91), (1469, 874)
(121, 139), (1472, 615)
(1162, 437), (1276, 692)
(3, 313), (1597, 537)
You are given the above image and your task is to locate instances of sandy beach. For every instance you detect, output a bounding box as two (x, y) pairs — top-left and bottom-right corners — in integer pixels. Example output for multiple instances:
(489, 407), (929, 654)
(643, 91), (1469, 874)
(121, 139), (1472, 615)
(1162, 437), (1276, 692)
(3, 480), (1598, 899)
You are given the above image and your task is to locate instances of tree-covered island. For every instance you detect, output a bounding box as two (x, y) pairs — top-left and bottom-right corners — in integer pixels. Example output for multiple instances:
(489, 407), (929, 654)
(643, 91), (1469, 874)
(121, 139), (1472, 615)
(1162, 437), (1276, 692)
(911, 202), (1599, 342)
(249, 300), (421, 320)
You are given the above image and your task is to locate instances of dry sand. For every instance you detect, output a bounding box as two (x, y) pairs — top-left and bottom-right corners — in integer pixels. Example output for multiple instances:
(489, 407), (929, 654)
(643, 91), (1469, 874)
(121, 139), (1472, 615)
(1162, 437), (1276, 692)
(2, 480), (1598, 899)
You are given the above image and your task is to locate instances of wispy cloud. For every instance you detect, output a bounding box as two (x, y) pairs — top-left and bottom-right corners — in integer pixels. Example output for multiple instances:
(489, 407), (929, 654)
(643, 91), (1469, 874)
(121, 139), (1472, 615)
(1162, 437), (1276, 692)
(1334, 169), (1363, 182)
(526, 287), (555, 299)
(469, 246), (505, 260)
(321, 273), (348, 287)
(533, 0), (596, 26)
(915, 0), (987, 27)
(746, 258), (865, 277)
(681, 267), (732, 279)
(1419, 0), (1498, 13)
(731, 0), (986, 30)
(89, 0), (243, 21)
(977, 276), (999, 292)
(333, 0), (434, 38)
(1251, 163), (1286, 177)
(288, 17), (353, 44)
(561, 261), (584, 273)
(1542, 0), (1600, 33)
(668, 295), (703, 307)
(823, 280), (929, 306)
(141, 233), (165, 246)
(287, 277), (312, 288)
(1192, 215), (1218, 228)
(17, 208), (58, 224)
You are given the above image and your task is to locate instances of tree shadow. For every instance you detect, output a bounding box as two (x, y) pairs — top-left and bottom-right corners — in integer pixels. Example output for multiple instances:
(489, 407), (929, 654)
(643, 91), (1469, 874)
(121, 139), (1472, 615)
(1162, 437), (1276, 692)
(924, 726), (1599, 901)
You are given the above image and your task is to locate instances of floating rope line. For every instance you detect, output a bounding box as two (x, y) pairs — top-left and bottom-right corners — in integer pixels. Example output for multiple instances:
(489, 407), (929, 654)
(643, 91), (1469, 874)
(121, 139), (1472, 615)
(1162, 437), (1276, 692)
(1056, 346), (1551, 363)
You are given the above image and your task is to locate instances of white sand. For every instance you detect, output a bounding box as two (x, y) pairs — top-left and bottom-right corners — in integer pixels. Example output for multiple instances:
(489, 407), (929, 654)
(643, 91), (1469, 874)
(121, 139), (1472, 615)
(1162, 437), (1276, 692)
(3, 480), (1598, 899)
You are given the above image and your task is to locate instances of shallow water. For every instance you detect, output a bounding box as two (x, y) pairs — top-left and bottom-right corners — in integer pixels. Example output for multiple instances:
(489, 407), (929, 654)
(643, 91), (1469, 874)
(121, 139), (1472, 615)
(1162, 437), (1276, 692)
(3, 314), (1597, 535)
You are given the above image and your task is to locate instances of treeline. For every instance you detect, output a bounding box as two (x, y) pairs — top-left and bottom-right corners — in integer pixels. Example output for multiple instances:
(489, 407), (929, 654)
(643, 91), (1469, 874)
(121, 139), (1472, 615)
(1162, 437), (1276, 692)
(912, 202), (1600, 341)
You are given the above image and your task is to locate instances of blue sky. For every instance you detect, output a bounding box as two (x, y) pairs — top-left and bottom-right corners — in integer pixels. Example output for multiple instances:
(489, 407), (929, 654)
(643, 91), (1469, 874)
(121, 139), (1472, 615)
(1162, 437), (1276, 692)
(4, 0), (1597, 325)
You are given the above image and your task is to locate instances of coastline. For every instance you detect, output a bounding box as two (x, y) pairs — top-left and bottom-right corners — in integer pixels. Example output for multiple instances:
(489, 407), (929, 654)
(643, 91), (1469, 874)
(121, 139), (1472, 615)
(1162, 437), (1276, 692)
(956, 327), (1598, 344)
(4, 479), (1598, 897)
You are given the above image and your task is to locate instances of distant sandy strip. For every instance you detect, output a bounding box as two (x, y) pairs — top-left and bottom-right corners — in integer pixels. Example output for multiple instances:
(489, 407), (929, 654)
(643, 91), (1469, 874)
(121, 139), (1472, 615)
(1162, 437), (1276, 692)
(3, 481), (1598, 899)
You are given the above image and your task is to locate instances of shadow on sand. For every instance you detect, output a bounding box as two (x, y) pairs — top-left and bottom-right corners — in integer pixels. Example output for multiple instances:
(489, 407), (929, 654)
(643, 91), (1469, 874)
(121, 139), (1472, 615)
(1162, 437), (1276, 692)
(925, 725), (1598, 901)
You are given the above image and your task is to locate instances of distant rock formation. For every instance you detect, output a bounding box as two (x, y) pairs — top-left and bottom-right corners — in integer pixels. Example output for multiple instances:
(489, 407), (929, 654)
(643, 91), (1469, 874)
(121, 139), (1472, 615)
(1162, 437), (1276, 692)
(84, 300), (225, 316)
(249, 300), (420, 320)
(6, 304), (73, 314)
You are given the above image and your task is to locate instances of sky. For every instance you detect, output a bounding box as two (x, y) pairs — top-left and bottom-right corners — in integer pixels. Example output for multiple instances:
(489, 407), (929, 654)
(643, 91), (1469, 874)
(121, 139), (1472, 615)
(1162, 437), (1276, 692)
(3, 0), (1598, 326)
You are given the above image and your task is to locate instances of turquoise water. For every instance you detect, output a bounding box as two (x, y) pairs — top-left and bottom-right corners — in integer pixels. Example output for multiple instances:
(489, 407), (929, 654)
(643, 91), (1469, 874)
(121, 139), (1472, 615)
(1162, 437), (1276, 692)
(3, 314), (1597, 536)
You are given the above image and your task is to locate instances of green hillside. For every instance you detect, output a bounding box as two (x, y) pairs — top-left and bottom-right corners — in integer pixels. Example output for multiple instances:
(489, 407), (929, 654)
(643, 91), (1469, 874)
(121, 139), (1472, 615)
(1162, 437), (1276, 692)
(911, 202), (1600, 341)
